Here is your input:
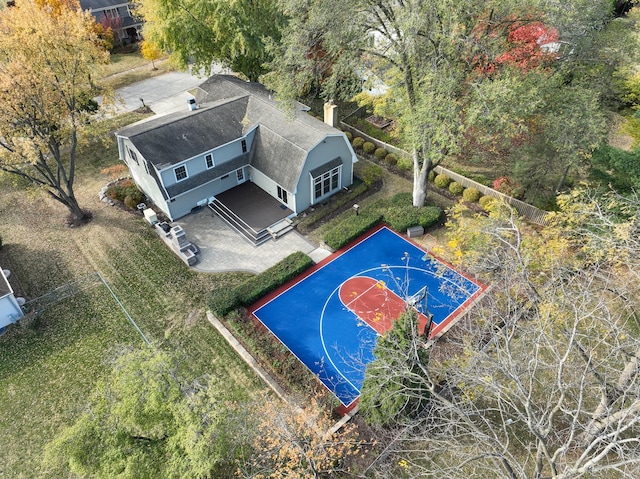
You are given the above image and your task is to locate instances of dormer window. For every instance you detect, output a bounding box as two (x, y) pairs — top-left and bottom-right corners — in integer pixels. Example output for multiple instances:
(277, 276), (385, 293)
(205, 154), (214, 169)
(241, 139), (247, 153)
(174, 165), (188, 182)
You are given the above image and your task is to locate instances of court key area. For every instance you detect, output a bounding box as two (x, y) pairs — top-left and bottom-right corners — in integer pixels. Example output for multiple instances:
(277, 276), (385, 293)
(251, 226), (486, 407)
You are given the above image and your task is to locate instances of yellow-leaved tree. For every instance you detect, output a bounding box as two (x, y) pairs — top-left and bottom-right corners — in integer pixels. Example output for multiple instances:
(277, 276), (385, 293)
(0, 0), (110, 225)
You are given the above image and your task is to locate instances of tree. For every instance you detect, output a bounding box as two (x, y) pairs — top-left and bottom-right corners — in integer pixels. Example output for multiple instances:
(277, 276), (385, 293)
(238, 394), (366, 479)
(267, 0), (485, 207)
(360, 309), (431, 426)
(0, 0), (109, 225)
(362, 193), (640, 478)
(43, 347), (246, 478)
(136, 0), (286, 81)
(140, 39), (162, 70)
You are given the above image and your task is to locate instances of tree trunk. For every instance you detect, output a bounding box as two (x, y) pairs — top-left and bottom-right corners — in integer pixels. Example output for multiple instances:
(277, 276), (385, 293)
(412, 149), (431, 207)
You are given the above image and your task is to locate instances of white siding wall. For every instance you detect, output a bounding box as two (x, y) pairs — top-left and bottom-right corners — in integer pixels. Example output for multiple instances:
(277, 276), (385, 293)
(0, 295), (23, 328)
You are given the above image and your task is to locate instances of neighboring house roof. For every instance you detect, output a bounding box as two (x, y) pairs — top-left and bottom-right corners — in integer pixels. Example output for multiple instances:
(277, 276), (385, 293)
(80, 0), (129, 11)
(0, 269), (10, 299)
(118, 75), (345, 195)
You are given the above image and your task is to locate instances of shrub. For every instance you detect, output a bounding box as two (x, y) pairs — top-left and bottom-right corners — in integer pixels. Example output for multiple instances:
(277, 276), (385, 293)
(360, 164), (383, 186)
(324, 212), (383, 250)
(384, 205), (442, 232)
(363, 141), (376, 154)
(388, 192), (413, 206)
(352, 137), (365, 150)
(428, 170), (436, 182)
(463, 187), (481, 202)
(344, 131), (353, 142)
(448, 181), (465, 195)
(479, 195), (496, 210)
(236, 251), (314, 306)
(385, 153), (397, 166)
(374, 147), (388, 159)
(434, 174), (451, 189)
(124, 194), (139, 209)
(397, 156), (413, 171)
(209, 288), (240, 317)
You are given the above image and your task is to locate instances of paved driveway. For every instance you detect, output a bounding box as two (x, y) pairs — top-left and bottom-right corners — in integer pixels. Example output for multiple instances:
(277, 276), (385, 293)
(176, 208), (331, 274)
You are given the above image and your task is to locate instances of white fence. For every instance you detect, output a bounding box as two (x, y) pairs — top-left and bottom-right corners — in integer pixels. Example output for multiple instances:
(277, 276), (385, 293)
(340, 117), (550, 226)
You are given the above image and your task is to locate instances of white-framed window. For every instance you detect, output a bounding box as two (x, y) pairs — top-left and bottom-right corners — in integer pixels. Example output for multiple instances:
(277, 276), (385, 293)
(236, 168), (245, 182)
(174, 165), (188, 182)
(313, 165), (340, 200)
(205, 154), (214, 169)
(105, 8), (118, 19)
(241, 139), (247, 153)
(277, 185), (288, 204)
(127, 147), (138, 165)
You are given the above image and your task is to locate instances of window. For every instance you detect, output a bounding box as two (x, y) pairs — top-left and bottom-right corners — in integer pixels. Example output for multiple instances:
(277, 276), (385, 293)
(205, 154), (214, 169)
(277, 185), (288, 204)
(241, 139), (247, 153)
(174, 165), (188, 182)
(127, 147), (138, 165)
(236, 169), (245, 182)
(313, 165), (341, 200)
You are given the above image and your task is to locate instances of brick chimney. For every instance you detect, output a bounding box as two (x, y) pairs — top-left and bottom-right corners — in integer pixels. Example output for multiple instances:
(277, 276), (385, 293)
(323, 100), (338, 128)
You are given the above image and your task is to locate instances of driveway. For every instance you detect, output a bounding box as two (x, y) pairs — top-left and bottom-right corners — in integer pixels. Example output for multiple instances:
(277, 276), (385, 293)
(175, 208), (332, 274)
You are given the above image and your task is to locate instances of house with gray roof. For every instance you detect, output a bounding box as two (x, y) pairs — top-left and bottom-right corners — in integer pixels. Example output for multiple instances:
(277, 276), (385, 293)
(80, 0), (142, 47)
(116, 75), (357, 239)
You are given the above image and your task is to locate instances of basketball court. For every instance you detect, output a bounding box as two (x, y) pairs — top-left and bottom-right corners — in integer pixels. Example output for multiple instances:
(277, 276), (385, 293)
(251, 226), (486, 407)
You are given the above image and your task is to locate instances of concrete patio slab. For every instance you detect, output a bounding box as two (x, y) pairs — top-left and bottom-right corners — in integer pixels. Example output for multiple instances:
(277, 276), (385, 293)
(175, 208), (320, 274)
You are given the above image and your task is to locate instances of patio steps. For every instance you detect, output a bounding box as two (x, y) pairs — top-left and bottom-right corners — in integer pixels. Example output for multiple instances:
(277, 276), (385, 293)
(208, 199), (271, 246)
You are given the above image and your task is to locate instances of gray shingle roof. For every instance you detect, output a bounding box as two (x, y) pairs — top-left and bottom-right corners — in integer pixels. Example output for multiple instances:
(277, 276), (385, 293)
(80, 0), (129, 11)
(117, 97), (248, 170)
(117, 74), (344, 197)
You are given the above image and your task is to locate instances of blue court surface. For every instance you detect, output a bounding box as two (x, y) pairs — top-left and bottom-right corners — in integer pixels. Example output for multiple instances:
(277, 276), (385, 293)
(251, 226), (485, 407)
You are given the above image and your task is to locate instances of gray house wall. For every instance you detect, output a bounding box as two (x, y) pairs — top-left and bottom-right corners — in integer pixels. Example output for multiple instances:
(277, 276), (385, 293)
(118, 137), (171, 217)
(250, 167), (295, 212)
(296, 134), (356, 209)
(167, 171), (240, 219)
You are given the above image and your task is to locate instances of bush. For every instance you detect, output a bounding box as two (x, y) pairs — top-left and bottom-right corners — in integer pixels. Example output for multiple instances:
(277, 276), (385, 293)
(385, 153), (397, 166)
(363, 141), (376, 154)
(209, 288), (240, 317)
(124, 194), (140, 209)
(352, 137), (365, 150)
(463, 187), (481, 202)
(397, 156), (413, 171)
(388, 192), (413, 206)
(344, 131), (353, 142)
(324, 212), (383, 250)
(428, 170), (436, 182)
(434, 174), (451, 189)
(360, 163), (383, 186)
(479, 195), (496, 210)
(374, 147), (388, 159)
(448, 181), (465, 195)
(384, 205), (442, 232)
(236, 251), (314, 306)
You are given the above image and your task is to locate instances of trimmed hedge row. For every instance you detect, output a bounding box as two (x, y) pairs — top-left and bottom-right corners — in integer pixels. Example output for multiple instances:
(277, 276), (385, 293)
(209, 251), (314, 316)
(323, 192), (443, 250)
(323, 211), (384, 250)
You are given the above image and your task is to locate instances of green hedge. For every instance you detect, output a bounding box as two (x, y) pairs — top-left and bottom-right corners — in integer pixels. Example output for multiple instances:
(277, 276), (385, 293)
(397, 156), (412, 170)
(324, 211), (383, 250)
(352, 137), (365, 150)
(385, 153), (397, 166)
(209, 251), (314, 316)
(374, 147), (388, 159)
(383, 205), (442, 232)
(463, 187), (481, 202)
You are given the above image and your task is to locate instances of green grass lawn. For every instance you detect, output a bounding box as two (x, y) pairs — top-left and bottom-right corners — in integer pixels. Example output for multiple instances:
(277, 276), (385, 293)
(99, 51), (177, 91)
(0, 112), (261, 478)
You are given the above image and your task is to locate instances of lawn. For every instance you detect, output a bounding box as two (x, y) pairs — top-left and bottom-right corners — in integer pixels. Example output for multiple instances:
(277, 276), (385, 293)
(100, 51), (176, 91)
(0, 113), (261, 478)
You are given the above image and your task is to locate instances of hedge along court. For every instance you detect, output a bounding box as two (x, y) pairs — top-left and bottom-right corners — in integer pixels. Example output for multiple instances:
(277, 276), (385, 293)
(251, 226), (487, 408)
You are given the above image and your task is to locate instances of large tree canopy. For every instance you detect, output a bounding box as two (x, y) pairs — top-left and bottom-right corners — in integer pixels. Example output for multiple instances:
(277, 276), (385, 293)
(137, 0), (286, 81)
(362, 191), (640, 478)
(0, 0), (109, 224)
(43, 348), (245, 478)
